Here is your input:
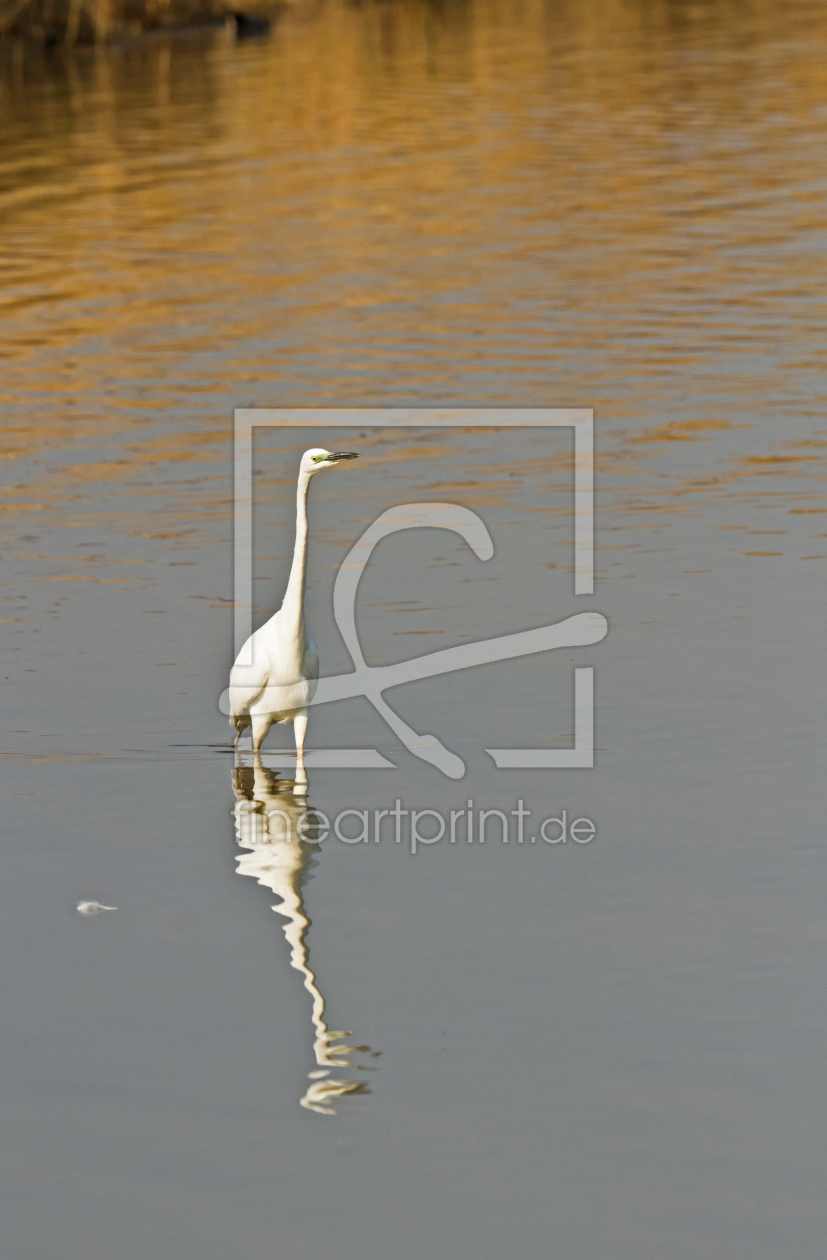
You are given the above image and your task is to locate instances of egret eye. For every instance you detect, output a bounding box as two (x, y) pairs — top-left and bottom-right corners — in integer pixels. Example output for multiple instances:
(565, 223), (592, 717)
(311, 454), (329, 464)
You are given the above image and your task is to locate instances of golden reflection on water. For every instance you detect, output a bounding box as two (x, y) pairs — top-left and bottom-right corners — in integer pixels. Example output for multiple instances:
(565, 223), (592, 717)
(1, 0), (826, 551)
(232, 755), (375, 1114)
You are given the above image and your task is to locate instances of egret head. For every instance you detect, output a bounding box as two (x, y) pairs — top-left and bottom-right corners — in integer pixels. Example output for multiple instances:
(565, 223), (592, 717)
(301, 448), (360, 476)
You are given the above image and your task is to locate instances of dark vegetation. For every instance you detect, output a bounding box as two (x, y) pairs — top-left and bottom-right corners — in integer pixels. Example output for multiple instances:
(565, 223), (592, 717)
(0, 0), (275, 46)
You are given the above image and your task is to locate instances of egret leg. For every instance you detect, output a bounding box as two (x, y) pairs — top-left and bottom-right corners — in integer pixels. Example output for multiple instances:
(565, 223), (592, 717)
(251, 712), (271, 754)
(294, 708), (309, 793)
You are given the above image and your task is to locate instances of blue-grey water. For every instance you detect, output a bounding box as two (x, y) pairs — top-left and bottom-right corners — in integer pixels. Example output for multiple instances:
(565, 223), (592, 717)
(1, 2), (827, 1257)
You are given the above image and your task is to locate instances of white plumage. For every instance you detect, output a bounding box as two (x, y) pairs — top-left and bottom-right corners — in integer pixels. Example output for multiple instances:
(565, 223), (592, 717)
(229, 447), (359, 787)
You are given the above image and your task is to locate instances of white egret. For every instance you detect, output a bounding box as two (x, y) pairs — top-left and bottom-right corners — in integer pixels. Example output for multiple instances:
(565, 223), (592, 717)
(228, 448), (359, 786)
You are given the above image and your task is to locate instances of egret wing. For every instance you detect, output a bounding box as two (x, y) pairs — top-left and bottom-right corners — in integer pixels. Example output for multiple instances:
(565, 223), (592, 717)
(228, 651), (271, 718)
(303, 634), (320, 684)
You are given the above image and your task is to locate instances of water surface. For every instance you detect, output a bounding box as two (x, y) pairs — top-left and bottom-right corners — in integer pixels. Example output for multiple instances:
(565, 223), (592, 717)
(1, 2), (827, 1257)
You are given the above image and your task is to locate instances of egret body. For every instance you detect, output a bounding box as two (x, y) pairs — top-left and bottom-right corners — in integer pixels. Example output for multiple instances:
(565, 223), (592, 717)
(228, 448), (359, 785)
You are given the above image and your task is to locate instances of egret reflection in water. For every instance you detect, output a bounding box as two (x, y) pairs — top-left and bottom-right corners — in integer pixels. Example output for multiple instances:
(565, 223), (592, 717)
(231, 754), (375, 1114)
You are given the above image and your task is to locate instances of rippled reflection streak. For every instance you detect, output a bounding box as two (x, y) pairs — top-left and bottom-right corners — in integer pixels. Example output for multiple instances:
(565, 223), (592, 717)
(232, 755), (374, 1115)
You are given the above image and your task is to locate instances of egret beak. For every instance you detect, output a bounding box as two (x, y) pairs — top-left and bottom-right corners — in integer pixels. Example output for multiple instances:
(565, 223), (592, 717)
(327, 452), (359, 462)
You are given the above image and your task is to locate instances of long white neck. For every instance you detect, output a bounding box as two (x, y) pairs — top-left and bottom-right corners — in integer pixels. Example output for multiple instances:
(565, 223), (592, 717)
(281, 468), (311, 628)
